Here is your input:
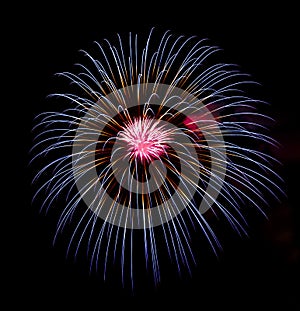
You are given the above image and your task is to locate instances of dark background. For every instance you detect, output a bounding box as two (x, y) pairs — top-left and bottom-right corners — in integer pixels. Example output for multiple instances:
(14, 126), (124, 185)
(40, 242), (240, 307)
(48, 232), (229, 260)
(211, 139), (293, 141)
(10, 1), (299, 309)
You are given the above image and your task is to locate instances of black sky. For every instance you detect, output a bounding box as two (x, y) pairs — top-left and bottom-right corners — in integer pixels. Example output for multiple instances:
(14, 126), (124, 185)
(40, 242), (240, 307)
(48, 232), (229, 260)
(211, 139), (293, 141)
(9, 1), (299, 309)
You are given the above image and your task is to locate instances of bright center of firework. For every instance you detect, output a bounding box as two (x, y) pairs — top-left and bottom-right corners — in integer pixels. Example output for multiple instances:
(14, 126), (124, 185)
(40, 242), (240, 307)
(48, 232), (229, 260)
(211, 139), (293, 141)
(118, 117), (173, 161)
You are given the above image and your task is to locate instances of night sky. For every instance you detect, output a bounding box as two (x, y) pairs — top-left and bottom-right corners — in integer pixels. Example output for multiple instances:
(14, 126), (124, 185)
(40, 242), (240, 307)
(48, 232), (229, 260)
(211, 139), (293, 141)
(10, 1), (299, 309)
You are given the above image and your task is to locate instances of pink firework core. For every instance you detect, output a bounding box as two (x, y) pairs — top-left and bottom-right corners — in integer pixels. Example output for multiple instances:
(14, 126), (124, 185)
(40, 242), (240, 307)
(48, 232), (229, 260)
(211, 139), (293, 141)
(118, 117), (174, 161)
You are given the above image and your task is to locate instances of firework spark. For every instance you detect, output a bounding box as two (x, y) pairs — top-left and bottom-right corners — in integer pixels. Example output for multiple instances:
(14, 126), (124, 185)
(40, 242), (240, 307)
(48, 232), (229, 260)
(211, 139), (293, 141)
(30, 28), (284, 287)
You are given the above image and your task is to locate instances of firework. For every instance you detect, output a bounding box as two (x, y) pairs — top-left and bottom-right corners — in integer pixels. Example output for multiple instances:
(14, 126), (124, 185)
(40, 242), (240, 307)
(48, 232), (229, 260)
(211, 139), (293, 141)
(30, 28), (284, 286)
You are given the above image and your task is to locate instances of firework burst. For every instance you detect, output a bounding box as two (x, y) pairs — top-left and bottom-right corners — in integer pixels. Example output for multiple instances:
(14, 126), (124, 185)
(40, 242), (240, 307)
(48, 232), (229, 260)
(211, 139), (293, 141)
(30, 28), (284, 287)
(118, 116), (174, 161)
